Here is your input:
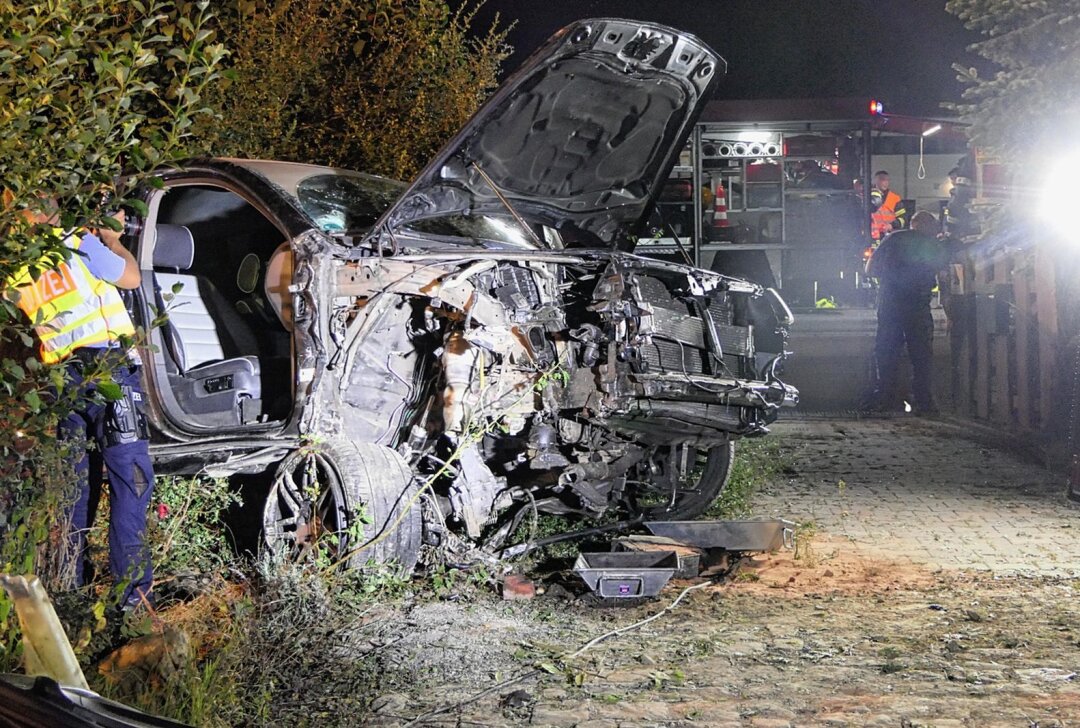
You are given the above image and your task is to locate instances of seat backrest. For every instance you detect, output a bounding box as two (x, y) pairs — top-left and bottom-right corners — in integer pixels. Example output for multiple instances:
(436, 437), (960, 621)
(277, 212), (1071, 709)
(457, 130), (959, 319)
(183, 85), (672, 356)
(152, 225), (196, 372)
(155, 273), (227, 368)
(152, 224), (259, 369)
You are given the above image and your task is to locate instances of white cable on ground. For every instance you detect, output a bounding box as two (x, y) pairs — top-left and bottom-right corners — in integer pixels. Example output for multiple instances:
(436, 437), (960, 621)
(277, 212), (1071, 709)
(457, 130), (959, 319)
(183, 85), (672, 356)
(566, 580), (713, 660)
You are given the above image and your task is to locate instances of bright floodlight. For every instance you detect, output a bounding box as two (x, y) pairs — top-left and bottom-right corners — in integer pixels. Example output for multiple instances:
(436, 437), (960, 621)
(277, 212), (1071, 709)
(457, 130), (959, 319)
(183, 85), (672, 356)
(1038, 153), (1080, 236)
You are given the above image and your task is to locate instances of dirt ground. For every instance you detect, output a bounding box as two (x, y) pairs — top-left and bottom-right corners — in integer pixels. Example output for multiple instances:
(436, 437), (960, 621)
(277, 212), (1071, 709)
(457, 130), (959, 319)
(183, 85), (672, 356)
(352, 417), (1080, 727)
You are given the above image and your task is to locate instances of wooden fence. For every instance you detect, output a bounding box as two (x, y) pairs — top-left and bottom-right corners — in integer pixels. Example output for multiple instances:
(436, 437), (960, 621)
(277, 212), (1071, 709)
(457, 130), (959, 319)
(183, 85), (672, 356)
(945, 242), (1067, 436)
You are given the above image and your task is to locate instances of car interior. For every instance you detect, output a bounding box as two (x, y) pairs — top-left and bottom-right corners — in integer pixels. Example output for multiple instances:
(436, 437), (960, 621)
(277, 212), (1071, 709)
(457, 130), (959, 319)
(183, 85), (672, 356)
(145, 184), (295, 429)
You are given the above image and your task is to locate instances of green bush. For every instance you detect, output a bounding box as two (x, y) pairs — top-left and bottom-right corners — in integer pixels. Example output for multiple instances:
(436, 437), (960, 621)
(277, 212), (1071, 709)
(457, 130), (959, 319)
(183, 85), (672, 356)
(202, 0), (512, 179)
(0, 0), (226, 672)
(148, 475), (242, 578)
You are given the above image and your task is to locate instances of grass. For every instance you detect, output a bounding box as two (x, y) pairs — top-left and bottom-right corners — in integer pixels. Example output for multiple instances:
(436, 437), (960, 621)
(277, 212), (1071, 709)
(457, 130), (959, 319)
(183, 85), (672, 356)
(703, 438), (792, 520)
(50, 433), (798, 725)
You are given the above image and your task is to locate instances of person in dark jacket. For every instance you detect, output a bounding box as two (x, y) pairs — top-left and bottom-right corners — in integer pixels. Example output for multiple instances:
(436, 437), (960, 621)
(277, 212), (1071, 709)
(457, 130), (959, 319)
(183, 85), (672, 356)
(867, 210), (949, 413)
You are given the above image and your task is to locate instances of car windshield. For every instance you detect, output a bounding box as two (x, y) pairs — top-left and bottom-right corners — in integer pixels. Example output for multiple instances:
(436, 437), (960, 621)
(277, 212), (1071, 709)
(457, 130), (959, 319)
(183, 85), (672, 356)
(403, 213), (538, 248)
(295, 173), (538, 247)
(296, 173), (406, 233)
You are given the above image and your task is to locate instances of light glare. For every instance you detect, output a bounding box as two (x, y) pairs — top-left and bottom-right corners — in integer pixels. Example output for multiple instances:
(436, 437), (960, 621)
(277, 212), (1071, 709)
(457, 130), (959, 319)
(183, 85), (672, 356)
(1038, 154), (1080, 236)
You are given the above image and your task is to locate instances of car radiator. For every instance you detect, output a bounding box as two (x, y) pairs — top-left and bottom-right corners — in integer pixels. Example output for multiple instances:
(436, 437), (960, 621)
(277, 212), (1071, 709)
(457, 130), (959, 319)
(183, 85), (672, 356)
(635, 276), (752, 377)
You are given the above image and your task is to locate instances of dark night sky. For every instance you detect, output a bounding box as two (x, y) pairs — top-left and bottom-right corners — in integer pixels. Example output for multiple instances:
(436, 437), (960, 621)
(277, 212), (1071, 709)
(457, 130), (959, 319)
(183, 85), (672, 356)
(468, 1), (981, 117)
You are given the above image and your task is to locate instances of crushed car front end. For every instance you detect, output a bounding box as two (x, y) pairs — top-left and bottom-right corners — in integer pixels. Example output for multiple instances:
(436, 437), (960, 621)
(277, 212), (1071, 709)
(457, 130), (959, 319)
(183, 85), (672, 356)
(303, 239), (797, 555)
(251, 18), (799, 565)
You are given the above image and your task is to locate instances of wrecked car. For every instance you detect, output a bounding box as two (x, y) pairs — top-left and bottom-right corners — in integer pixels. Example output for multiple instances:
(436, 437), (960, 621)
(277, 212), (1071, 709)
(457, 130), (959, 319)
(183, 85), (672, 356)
(122, 19), (797, 569)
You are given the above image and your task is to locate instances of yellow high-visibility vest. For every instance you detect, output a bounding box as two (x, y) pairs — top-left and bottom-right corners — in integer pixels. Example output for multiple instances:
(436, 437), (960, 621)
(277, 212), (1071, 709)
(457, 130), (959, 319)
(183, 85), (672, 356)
(6, 230), (135, 363)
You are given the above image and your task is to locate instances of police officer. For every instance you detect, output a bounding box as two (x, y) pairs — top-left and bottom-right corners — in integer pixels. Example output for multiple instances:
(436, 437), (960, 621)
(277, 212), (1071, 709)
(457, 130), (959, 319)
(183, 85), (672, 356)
(5, 197), (155, 610)
(866, 210), (949, 414)
(870, 170), (908, 242)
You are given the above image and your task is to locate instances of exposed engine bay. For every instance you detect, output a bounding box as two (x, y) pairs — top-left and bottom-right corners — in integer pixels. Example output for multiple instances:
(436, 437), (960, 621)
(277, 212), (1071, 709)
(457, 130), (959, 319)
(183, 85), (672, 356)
(320, 248), (797, 557)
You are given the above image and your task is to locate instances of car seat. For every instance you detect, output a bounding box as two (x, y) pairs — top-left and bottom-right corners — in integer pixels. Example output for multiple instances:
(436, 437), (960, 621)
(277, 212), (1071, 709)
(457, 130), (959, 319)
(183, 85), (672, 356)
(152, 224), (263, 426)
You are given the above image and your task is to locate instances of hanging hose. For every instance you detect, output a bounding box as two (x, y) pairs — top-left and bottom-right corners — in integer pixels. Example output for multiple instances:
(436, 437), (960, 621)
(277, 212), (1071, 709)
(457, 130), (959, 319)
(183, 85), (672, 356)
(917, 135), (927, 180)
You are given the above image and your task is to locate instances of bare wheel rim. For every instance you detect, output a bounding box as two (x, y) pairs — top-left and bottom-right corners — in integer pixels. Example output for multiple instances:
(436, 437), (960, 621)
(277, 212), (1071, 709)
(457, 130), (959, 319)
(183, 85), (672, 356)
(628, 442), (732, 520)
(263, 449), (350, 561)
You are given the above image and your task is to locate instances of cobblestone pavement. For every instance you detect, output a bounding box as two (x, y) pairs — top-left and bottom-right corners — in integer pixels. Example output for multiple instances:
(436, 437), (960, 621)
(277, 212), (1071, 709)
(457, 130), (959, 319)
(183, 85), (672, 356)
(753, 416), (1080, 576)
(361, 416), (1080, 727)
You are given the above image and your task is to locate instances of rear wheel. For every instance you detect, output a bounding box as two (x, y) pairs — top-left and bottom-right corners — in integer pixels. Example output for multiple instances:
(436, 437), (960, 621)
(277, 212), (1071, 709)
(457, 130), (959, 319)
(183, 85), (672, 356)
(263, 439), (422, 570)
(627, 440), (735, 521)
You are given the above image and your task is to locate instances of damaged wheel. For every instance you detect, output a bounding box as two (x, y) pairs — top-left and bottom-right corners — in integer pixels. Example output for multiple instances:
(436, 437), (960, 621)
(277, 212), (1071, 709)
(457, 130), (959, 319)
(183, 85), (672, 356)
(263, 439), (422, 570)
(628, 440), (735, 521)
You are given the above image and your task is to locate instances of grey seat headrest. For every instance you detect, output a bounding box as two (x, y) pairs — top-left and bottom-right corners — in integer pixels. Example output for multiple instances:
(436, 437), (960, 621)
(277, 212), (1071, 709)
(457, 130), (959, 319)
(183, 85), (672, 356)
(153, 224), (195, 270)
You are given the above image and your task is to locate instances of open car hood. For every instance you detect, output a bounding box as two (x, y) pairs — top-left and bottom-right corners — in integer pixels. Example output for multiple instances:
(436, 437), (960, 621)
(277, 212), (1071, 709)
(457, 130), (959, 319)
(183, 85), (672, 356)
(379, 19), (724, 250)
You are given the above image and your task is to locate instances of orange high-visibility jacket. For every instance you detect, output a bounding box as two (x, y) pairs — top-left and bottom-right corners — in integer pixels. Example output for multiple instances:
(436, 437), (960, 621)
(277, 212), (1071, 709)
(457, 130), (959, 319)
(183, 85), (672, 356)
(871, 189), (907, 240)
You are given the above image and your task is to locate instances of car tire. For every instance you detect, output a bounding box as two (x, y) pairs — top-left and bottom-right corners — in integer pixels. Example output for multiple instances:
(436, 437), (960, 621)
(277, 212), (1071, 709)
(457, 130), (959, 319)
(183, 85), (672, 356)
(631, 440), (736, 521)
(263, 438), (422, 570)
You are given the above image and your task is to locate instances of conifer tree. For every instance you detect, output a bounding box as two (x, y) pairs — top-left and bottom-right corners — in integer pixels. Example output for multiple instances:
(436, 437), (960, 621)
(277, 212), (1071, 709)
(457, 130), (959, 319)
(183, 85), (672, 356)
(947, 0), (1080, 161)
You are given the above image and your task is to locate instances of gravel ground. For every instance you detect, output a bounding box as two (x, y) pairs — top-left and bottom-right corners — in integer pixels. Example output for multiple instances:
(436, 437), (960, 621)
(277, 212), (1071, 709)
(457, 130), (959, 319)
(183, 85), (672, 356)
(349, 417), (1080, 727)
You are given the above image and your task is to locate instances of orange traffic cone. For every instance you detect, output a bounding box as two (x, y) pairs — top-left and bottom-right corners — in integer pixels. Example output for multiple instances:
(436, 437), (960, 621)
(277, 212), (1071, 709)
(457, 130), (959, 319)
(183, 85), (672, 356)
(712, 183), (729, 228)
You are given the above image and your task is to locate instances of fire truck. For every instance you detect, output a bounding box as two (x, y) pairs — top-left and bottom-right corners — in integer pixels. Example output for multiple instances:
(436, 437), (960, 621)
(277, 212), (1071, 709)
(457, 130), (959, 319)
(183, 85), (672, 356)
(639, 98), (971, 307)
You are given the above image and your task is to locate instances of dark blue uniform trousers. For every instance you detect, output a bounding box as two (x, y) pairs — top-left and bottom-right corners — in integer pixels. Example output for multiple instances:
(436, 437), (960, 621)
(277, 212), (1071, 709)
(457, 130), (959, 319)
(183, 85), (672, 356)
(60, 360), (155, 608)
(874, 302), (935, 410)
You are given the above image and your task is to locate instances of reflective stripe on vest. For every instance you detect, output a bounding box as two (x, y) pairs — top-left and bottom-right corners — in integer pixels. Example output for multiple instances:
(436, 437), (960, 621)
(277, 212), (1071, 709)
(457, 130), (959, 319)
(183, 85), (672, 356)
(6, 231), (135, 363)
(871, 190), (903, 240)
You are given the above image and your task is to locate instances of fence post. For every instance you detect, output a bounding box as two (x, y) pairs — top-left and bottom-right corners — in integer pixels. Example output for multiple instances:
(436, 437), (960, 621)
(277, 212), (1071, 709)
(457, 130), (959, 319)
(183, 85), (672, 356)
(1034, 242), (1059, 430)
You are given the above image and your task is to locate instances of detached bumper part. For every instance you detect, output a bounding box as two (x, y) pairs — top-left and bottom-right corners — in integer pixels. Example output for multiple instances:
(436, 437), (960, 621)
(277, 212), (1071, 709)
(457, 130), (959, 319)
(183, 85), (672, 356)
(573, 551), (678, 598)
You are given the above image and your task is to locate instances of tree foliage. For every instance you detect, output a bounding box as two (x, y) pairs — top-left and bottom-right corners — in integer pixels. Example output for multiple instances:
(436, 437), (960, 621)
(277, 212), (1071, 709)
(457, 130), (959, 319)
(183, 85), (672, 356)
(203, 0), (511, 180)
(0, 0), (226, 671)
(946, 0), (1080, 161)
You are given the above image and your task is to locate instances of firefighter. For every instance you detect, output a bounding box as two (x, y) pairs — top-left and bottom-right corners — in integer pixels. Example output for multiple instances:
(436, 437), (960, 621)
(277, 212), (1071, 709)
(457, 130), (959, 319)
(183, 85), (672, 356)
(942, 158), (977, 239)
(870, 170), (907, 241)
(4, 194), (155, 610)
(866, 210), (949, 414)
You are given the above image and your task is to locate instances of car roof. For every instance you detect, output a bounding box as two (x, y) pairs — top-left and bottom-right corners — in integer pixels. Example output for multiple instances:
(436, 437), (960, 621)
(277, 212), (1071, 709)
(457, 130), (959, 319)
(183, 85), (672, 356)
(220, 158), (400, 198)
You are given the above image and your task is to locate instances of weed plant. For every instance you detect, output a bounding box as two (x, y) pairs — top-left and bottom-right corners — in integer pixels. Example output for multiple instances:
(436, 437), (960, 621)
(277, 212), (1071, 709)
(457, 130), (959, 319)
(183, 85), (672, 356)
(703, 438), (791, 519)
(149, 475), (243, 578)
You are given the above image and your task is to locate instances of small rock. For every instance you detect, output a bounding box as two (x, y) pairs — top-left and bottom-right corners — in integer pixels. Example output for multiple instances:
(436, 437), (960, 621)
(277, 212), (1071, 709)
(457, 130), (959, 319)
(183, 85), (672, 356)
(964, 608), (986, 623)
(823, 569), (834, 577)
(98, 628), (190, 696)
(928, 603), (947, 611)
(945, 666), (967, 682)
(500, 689), (533, 709)
(639, 653), (657, 665)
(369, 693), (408, 715)
(503, 574), (536, 600)
(541, 582), (574, 601)
(1014, 667), (1078, 683)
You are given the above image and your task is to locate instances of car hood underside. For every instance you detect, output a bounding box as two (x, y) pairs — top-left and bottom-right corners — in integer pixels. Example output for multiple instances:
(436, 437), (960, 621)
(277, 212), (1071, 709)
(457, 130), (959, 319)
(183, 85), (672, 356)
(380, 19), (724, 250)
